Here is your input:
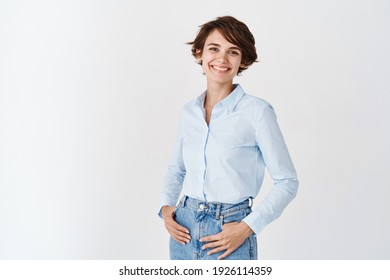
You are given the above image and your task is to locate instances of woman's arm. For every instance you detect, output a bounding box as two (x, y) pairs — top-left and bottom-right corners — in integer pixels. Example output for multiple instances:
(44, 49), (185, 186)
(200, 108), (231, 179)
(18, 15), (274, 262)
(243, 103), (299, 234)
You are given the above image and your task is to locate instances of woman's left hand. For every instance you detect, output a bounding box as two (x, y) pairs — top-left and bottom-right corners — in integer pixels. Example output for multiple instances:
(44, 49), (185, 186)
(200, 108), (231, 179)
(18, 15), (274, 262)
(199, 221), (254, 260)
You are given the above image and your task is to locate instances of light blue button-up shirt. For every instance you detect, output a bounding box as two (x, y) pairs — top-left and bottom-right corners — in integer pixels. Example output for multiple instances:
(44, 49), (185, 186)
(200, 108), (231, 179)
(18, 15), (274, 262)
(160, 84), (298, 234)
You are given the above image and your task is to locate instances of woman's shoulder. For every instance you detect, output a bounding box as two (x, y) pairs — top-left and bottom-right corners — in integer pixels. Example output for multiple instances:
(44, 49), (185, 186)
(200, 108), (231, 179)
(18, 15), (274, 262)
(180, 91), (206, 112)
(181, 99), (198, 113)
(241, 92), (274, 112)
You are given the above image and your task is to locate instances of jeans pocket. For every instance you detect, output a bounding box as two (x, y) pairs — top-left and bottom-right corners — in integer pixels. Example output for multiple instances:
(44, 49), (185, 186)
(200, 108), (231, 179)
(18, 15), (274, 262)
(172, 206), (179, 220)
(248, 234), (258, 260)
(220, 207), (251, 227)
(173, 199), (184, 219)
(218, 208), (257, 260)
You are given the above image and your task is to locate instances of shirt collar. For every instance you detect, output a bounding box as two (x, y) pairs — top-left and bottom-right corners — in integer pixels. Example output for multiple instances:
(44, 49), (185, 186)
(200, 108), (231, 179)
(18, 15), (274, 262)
(194, 84), (245, 110)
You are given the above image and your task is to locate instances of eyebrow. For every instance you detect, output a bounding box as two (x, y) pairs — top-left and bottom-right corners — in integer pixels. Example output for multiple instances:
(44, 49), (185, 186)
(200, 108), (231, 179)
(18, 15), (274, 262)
(206, 43), (241, 51)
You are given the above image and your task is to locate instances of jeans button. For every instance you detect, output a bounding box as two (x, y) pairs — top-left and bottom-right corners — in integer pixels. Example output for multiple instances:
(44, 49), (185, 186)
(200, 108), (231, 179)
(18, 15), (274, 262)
(199, 204), (204, 210)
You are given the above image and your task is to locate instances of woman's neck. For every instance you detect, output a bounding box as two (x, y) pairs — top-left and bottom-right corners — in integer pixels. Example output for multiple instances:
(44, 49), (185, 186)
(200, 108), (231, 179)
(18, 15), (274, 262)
(204, 82), (234, 109)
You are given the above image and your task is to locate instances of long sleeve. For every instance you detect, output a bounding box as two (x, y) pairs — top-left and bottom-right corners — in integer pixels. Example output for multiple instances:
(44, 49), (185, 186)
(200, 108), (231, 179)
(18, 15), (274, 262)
(242, 104), (299, 234)
(158, 112), (186, 217)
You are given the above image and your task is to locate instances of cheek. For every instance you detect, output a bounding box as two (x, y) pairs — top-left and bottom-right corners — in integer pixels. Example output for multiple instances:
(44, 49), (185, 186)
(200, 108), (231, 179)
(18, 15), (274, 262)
(233, 57), (243, 66)
(201, 55), (212, 69)
(201, 52), (211, 63)
(234, 61), (243, 71)
(201, 60), (208, 70)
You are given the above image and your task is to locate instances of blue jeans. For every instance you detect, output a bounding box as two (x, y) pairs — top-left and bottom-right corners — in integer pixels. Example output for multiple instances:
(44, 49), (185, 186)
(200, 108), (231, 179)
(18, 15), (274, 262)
(170, 196), (258, 260)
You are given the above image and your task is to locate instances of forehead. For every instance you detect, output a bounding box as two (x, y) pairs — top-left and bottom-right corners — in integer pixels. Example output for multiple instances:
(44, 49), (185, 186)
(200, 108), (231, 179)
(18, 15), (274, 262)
(204, 29), (239, 49)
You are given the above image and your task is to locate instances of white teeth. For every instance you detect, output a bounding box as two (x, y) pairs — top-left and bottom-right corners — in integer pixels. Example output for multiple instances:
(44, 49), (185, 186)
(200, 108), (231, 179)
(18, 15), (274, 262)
(212, 65), (229, 71)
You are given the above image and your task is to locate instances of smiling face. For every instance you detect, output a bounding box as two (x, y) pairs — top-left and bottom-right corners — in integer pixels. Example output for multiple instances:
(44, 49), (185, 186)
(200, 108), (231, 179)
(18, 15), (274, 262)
(197, 29), (244, 87)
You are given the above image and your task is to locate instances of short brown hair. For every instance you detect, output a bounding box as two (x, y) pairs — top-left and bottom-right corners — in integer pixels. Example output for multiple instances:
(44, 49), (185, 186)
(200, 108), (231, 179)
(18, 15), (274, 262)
(187, 16), (258, 74)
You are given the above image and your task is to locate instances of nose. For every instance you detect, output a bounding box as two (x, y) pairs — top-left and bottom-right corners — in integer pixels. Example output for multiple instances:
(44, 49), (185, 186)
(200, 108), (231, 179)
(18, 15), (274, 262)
(216, 51), (228, 62)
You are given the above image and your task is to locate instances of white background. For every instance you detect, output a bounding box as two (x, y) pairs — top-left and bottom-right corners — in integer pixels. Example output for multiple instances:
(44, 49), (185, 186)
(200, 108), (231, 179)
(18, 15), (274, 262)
(1, 0), (389, 259)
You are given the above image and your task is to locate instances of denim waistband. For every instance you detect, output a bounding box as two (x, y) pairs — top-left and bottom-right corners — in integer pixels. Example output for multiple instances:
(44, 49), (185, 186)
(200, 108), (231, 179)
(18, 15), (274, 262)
(177, 195), (252, 219)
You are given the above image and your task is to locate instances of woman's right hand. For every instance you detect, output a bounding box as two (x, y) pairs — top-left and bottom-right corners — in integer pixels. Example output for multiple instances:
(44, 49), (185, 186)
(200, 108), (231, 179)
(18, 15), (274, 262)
(161, 205), (191, 245)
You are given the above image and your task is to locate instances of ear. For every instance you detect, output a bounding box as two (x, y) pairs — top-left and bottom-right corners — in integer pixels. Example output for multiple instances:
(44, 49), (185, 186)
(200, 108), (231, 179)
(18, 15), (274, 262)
(195, 49), (202, 60)
(195, 52), (202, 64)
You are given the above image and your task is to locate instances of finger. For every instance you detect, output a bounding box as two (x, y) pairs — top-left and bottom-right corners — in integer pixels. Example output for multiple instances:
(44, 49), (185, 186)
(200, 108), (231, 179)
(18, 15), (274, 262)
(166, 222), (191, 238)
(172, 229), (191, 242)
(166, 220), (189, 233)
(217, 249), (233, 260)
(165, 221), (191, 241)
(172, 235), (190, 245)
(201, 241), (223, 250)
(166, 227), (191, 244)
(172, 235), (187, 245)
(199, 233), (219, 242)
(166, 218), (190, 234)
(207, 245), (228, 255)
(167, 226), (191, 243)
(166, 226), (191, 242)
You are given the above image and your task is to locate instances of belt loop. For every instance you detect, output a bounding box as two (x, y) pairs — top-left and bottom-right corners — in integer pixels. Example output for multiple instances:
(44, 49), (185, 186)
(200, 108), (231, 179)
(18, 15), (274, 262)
(216, 202), (221, 219)
(249, 197), (253, 208)
(179, 195), (187, 208)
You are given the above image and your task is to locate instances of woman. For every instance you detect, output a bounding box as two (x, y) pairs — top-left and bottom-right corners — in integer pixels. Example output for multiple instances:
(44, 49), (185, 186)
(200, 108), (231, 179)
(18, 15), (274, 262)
(159, 16), (298, 260)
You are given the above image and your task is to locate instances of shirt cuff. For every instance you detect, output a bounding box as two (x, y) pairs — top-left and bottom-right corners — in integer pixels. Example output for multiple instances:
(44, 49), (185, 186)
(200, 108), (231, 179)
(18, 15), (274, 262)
(242, 211), (268, 235)
(158, 207), (164, 219)
(158, 197), (178, 219)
